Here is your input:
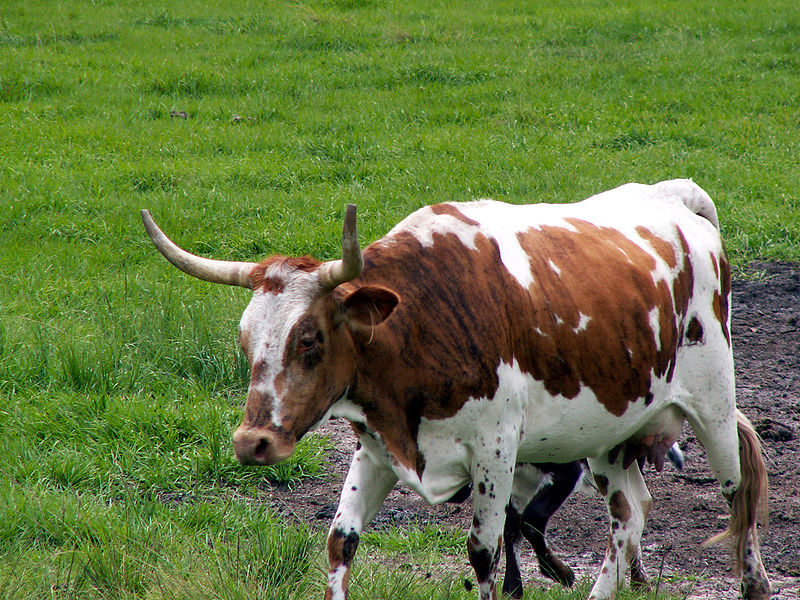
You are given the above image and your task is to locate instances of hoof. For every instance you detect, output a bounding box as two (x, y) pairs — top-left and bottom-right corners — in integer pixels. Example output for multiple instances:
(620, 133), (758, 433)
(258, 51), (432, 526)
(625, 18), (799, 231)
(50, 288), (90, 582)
(538, 556), (576, 587)
(500, 584), (523, 599)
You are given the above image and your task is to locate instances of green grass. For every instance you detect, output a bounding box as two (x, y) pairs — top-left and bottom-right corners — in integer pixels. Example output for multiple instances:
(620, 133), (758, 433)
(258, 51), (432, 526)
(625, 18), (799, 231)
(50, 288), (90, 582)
(1, 0), (797, 598)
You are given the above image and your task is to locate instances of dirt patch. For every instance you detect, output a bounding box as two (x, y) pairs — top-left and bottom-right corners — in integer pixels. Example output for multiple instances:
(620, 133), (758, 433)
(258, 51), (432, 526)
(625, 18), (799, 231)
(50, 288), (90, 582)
(266, 260), (800, 599)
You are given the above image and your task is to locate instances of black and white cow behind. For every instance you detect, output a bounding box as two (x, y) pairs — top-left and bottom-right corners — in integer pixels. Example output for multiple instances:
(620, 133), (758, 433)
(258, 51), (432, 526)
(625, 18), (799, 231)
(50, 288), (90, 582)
(142, 179), (770, 600)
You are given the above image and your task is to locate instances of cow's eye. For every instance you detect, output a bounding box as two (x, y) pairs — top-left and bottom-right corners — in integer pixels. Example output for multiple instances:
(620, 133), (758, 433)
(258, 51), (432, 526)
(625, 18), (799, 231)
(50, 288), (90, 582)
(298, 335), (317, 353)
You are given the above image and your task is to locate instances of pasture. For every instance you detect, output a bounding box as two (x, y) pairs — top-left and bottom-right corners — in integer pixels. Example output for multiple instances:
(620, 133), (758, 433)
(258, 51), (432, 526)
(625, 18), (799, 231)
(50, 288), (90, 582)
(1, 0), (798, 598)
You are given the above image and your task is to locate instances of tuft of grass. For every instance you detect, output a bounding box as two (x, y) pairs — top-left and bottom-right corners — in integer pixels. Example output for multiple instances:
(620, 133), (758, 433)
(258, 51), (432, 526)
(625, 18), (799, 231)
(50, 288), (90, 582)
(362, 523), (467, 556)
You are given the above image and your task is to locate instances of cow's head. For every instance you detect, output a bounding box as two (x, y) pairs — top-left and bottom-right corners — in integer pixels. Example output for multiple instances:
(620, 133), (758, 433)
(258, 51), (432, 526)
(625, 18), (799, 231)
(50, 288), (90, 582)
(142, 206), (398, 465)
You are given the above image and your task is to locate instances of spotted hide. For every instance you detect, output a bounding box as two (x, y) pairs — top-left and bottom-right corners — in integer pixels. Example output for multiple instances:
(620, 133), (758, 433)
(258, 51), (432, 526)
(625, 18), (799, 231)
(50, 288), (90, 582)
(143, 179), (770, 600)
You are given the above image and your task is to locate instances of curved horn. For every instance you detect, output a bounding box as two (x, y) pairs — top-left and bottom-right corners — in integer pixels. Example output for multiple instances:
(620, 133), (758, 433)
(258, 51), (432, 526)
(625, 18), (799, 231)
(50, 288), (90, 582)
(318, 204), (364, 290)
(141, 209), (257, 289)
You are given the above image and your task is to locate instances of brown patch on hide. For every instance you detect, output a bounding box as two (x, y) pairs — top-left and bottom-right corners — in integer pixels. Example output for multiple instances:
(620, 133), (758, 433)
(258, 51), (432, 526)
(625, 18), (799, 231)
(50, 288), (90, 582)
(712, 250), (731, 346)
(249, 255), (322, 293)
(641, 498), (653, 520)
(594, 474), (609, 497)
(514, 219), (692, 416)
(672, 230), (695, 321)
(608, 445), (622, 466)
(327, 529), (359, 570)
(636, 226), (678, 268)
(686, 316), (704, 344)
(275, 298), (357, 438)
(341, 229), (525, 474)
(431, 203), (481, 226)
(609, 490), (632, 522)
(710, 252), (719, 279)
(326, 528), (359, 596)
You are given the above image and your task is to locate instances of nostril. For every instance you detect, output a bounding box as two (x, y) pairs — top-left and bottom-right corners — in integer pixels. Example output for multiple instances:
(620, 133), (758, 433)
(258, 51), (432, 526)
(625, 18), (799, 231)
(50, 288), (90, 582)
(253, 438), (269, 461)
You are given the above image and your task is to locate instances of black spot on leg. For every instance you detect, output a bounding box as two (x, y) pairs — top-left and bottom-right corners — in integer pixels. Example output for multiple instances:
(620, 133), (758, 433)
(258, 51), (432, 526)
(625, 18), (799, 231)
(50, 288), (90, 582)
(686, 316), (704, 344)
(327, 528), (360, 569)
(478, 482), (487, 495)
(594, 474), (609, 496)
(342, 532), (359, 563)
(609, 491), (632, 522)
(608, 445), (622, 465)
(644, 391), (654, 406)
(467, 535), (500, 584)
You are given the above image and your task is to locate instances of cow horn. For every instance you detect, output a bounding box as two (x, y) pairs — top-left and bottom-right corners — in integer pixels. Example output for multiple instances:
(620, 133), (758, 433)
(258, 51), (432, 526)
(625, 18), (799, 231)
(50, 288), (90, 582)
(318, 204), (363, 290)
(141, 210), (257, 289)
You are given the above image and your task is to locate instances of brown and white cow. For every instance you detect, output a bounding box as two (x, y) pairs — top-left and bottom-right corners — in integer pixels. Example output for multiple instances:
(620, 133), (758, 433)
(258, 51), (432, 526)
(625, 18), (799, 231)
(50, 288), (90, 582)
(142, 179), (770, 600)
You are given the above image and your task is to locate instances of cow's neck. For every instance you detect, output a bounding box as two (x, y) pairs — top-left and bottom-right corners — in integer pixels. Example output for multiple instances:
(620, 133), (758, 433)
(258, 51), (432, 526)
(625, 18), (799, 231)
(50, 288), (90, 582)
(329, 364), (425, 479)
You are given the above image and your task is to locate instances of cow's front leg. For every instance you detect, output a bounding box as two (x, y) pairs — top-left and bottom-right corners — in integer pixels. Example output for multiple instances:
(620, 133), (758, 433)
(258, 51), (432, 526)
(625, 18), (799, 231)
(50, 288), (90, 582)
(586, 455), (652, 600)
(325, 439), (397, 600)
(468, 447), (517, 600)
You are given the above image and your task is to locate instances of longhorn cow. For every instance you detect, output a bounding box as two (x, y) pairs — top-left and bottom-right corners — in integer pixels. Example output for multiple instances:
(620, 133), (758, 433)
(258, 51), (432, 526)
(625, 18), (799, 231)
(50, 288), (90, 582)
(142, 179), (769, 600)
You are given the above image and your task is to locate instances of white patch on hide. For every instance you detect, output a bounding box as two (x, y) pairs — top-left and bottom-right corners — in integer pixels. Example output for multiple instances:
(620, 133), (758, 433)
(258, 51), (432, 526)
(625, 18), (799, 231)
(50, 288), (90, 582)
(649, 307), (661, 352)
(239, 268), (322, 429)
(575, 313), (591, 333)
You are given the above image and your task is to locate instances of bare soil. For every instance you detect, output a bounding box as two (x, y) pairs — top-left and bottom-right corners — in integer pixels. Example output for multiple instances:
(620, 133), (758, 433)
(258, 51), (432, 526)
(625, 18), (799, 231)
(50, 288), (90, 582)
(267, 260), (800, 599)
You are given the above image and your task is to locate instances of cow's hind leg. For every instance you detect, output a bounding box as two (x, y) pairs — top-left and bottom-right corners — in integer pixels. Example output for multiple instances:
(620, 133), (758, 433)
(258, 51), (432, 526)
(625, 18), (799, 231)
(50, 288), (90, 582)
(691, 409), (770, 600)
(586, 455), (652, 600)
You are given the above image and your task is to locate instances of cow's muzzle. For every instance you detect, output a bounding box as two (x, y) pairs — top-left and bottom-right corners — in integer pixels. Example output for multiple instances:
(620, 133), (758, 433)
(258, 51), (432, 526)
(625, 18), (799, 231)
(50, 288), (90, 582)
(232, 425), (296, 466)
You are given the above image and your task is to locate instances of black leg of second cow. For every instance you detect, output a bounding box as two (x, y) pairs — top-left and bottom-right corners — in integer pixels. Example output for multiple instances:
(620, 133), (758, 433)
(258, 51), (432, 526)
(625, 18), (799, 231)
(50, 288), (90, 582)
(502, 462), (583, 597)
(520, 461), (583, 587)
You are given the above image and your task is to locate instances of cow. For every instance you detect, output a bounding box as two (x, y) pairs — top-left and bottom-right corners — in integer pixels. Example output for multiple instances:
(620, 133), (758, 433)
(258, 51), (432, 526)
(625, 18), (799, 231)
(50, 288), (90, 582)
(141, 179), (770, 600)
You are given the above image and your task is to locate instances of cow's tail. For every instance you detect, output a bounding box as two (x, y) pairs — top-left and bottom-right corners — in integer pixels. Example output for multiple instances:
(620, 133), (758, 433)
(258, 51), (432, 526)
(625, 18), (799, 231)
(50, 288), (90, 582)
(660, 179), (720, 229)
(703, 410), (768, 574)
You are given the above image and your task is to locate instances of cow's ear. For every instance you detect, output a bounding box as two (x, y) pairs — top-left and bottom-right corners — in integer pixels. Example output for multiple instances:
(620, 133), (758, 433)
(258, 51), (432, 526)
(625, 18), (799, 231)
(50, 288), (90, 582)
(341, 285), (399, 329)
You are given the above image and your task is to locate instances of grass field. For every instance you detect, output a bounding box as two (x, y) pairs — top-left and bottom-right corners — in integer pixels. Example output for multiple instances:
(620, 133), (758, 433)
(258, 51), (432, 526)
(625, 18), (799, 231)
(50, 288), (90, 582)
(1, 0), (798, 598)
